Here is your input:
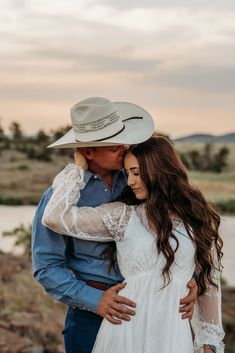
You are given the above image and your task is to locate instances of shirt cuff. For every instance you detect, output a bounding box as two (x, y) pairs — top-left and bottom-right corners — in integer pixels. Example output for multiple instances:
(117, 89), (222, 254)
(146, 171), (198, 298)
(76, 284), (104, 314)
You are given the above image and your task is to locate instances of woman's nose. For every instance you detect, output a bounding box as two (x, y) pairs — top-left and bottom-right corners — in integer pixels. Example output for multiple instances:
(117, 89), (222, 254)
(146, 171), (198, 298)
(127, 174), (134, 186)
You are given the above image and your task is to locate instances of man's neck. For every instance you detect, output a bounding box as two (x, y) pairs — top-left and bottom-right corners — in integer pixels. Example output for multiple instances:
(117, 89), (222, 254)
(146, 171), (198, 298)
(88, 164), (114, 189)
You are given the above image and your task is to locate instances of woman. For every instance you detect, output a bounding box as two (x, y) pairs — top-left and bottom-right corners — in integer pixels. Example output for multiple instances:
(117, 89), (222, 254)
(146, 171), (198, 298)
(42, 136), (224, 353)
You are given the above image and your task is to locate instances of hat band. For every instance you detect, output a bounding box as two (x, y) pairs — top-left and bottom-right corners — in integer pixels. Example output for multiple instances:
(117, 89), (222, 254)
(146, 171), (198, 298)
(74, 111), (120, 134)
(75, 116), (143, 142)
(122, 116), (143, 122)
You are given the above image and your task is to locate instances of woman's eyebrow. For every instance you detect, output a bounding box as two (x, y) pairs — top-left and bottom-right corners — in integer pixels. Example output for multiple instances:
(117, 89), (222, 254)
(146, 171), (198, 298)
(124, 167), (139, 172)
(129, 167), (139, 171)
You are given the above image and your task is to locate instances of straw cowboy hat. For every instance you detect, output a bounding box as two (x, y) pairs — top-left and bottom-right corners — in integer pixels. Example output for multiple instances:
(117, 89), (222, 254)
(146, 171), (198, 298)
(48, 97), (155, 148)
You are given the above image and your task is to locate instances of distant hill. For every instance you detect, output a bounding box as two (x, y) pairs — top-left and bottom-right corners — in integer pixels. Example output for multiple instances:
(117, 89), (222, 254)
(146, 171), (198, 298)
(174, 133), (235, 143)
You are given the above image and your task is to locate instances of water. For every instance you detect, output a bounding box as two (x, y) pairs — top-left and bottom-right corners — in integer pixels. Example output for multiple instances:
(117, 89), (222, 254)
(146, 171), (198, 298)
(0, 205), (235, 286)
(0, 205), (36, 254)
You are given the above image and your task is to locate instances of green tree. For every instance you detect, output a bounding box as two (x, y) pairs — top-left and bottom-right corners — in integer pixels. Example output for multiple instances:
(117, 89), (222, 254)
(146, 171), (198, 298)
(52, 125), (70, 140)
(36, 129), (50, 144)
(212, 146), (229, 173)
(0, 119), (4, 137)
(26, 146), (52, 161)
(188, 150), (201, 170)
(9, 121), (23, 140)
(201, 143), (213, 171)
(3, 224), (32, 258)
(179, 152), (190, 169)
(0, 118), (10, 151)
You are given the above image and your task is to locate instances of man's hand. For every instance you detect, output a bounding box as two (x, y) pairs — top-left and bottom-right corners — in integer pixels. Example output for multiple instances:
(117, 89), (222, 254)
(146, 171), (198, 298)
(179, 278), (198, 319)
(97, 283), (136, 325)
(74, 149), (88, 171)
(204, 345), (215, 353)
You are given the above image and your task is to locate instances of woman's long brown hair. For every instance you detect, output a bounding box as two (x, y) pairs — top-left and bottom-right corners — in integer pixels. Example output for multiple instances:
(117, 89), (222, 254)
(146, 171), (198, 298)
(116, 136), (223, 295)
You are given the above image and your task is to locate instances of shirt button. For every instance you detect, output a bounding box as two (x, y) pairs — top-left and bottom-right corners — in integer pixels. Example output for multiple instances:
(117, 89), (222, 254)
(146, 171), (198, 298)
(94, 175), (98, 179)
(104, 188), (108, 192)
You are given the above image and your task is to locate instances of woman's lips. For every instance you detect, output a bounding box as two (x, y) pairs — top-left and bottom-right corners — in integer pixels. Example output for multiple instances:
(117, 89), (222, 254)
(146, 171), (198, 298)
(132, 188), (141, 193)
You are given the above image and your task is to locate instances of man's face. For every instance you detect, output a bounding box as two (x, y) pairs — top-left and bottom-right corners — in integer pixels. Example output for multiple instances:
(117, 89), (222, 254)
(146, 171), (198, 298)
(90, 145), (127, 171)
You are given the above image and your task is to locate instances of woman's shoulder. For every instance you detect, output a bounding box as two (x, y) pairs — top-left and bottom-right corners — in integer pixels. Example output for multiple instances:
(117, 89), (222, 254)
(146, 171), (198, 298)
(100, 202), (134, 239)
(101, 201), (134, 215)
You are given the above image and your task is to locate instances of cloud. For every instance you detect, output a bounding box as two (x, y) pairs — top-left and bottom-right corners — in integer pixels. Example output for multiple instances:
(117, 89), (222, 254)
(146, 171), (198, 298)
(0, 0), (235, 136)
(103, 0), (235, 11)
(142, 64), (235, 93)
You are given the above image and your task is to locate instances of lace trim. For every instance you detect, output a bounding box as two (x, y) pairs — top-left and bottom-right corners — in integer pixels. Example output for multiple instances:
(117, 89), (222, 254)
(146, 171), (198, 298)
(102, 203), (133, 242)
(193, 320), (225, 353)
(43, 164), (85, 231)
(194, 340), (225, 353)
(53, 164), (85, 207)
(52, 164), (85, 193)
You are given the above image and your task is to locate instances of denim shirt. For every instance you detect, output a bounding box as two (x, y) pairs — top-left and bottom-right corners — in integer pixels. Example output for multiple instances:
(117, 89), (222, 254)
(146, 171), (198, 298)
(32, 169), (126, 313)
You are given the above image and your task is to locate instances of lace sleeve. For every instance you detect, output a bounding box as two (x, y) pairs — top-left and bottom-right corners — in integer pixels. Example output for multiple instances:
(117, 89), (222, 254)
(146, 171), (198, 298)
(191, 244), (225, 353)
(42, 164), (131, 242)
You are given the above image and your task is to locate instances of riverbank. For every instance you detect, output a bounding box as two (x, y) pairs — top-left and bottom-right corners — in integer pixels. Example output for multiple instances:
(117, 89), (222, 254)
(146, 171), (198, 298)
(0, 252), (66, 353)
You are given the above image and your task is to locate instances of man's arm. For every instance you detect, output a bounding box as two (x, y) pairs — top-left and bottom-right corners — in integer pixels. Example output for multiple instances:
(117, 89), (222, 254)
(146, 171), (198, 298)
(32, 187), (104, 312)
(32, 187), (136, 322)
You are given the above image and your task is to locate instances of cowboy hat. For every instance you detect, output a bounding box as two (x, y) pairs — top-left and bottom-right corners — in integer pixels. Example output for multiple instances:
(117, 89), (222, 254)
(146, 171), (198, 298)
(48, 97), (155, 148)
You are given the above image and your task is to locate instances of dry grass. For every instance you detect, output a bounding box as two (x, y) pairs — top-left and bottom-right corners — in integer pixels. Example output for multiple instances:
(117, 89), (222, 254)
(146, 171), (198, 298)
(0, 150), (72, 204)
(0, 145), (235, 207)
(189, 171), (235, 203)
(174, 142), (235, 204)
(0, 253), (66, 353)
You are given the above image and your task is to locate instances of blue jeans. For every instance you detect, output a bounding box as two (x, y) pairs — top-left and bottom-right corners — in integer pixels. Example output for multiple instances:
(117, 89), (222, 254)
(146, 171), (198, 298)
(62, 306), (103, 353)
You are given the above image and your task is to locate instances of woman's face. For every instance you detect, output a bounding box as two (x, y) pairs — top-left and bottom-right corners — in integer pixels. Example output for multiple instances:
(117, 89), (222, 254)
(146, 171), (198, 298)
(124, 152), (148, 200)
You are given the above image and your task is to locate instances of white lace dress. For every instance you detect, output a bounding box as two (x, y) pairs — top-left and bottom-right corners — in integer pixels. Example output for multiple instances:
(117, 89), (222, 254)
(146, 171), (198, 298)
(42, 164), (225, 353)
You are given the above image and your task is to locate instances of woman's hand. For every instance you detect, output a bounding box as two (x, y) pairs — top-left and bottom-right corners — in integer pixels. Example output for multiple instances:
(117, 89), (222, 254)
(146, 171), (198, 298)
(74, 149), (88, 171)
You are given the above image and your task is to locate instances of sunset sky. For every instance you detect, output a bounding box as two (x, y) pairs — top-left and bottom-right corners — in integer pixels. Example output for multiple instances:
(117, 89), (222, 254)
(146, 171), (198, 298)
(0, 0), (235, 138)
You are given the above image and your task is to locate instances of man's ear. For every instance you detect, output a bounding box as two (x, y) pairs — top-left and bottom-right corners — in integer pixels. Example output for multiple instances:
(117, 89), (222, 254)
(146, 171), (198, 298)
(79, 147), (95, 161)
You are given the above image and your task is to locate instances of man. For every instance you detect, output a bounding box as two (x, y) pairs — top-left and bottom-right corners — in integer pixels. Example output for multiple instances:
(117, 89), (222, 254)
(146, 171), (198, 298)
(32, 97), (197, 353)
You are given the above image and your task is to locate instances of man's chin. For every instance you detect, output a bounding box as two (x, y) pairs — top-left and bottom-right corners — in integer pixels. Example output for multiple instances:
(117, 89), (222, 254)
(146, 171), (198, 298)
(113, 163), (124, 170)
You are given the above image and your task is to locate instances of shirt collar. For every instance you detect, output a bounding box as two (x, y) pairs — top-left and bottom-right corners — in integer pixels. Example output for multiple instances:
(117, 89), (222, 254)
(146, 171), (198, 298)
(84, 169), (126, 186)
(84, 170), (94, 184)
(112, 169), (126, 187)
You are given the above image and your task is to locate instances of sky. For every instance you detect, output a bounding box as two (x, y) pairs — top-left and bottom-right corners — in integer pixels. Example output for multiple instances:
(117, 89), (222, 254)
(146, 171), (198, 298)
(0, 0), (235, 138)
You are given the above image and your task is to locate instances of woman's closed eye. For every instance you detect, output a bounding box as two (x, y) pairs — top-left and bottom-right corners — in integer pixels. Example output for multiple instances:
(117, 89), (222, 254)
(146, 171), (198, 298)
(124, 170), (139, 177)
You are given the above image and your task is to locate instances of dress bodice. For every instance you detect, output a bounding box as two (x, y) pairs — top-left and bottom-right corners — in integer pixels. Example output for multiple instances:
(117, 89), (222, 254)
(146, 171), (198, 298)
(116, 207), (195, 281)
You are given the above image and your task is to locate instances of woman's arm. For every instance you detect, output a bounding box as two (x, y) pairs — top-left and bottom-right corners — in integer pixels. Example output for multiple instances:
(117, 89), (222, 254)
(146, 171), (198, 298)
(191, 244), (225, 353)
(42, 164), (128, 242)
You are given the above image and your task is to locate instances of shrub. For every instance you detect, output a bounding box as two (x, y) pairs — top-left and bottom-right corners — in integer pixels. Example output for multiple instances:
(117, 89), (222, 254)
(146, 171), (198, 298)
(18, 164), (30, 170)
(179, 143), (230, 173)
(3, 224), (32, 258)
(216, 199), (235, 214)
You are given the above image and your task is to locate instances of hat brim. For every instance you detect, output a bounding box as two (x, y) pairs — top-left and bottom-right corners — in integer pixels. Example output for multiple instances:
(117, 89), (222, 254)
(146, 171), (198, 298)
(48, 102), (155, 148)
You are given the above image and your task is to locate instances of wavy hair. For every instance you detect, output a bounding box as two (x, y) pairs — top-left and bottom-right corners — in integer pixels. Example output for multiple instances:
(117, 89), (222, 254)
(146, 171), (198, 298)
(116, 136), (223, 295)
